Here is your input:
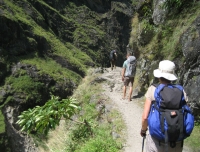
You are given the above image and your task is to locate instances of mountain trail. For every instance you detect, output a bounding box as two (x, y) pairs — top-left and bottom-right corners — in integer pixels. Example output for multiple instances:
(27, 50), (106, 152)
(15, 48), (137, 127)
(99, 66), (191, 152)
(100, 67), (145, 152)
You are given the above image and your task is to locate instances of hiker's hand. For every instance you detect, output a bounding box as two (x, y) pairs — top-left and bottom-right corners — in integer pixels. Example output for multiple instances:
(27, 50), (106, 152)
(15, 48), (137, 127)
(140, 129), (147, 137)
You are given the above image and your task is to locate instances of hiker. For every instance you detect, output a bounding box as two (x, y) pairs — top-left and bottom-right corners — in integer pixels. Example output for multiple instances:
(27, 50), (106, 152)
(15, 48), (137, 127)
(140, 60), (194, 152)
(121, 52), (136, 101)
(109, 50), (117, 70)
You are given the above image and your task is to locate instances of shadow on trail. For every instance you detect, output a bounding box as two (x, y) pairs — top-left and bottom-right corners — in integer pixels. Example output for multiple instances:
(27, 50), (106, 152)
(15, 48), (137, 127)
(132, 92), (145, 99)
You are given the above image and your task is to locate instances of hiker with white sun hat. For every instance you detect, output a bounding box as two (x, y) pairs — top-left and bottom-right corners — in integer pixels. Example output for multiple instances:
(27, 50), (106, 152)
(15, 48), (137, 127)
(153, 60), (177, 81)
(140, 60), (193, 152)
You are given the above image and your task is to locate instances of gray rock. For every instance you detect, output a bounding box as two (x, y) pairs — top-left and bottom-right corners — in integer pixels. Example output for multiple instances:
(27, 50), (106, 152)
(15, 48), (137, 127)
(152, 0), (168, 25)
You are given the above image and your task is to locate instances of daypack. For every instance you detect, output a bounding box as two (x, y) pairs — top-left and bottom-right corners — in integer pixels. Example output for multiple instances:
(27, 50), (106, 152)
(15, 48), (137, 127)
(125, 56), (136, 77)
(109, 50), (117, 60)
(148, 84), (194, 149)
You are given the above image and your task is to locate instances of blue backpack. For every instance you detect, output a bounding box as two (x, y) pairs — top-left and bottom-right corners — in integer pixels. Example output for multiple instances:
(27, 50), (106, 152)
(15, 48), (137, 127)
(148, 84), (194, 148)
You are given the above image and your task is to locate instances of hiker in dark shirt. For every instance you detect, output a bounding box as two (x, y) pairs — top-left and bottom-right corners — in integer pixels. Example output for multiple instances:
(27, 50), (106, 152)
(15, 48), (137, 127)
(140, 60), (189, 152)
(109, 50), (117, 70)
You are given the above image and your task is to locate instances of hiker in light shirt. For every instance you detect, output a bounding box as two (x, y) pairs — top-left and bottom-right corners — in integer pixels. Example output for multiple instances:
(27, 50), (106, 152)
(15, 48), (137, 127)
(121, 52), (136, 101)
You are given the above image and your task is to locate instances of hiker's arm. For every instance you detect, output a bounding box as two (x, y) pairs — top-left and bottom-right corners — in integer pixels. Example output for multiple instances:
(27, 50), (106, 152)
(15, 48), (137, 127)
(183, 90), (188, 102)
(114, 53), (117, 59)
(141, 98), (151, 131)
(121, 68), (125, 81)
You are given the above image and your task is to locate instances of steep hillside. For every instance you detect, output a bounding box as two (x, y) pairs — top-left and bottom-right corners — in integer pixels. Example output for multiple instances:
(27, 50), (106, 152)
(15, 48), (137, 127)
(0, 0), (134, 151)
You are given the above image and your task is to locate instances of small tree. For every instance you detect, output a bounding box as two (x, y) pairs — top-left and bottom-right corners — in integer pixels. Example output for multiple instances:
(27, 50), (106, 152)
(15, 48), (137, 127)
(16, 95), (80, 135)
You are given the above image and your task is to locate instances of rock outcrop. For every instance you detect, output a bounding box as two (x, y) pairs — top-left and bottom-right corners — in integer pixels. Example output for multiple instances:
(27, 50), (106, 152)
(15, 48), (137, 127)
(180, 16), (200, 115)
(152, 0), (167, 25)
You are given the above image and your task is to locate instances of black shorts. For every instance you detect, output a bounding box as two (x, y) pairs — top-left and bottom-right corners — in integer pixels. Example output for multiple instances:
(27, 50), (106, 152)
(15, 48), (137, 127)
(124, 77), (134, 86)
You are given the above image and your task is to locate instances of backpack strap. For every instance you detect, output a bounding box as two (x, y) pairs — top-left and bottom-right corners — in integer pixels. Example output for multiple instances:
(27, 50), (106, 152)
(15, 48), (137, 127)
(174, 84), (186, 106)
(151, 83), (159, 87)
(154, 84), (166, 107)
(151, 83), (165, 110)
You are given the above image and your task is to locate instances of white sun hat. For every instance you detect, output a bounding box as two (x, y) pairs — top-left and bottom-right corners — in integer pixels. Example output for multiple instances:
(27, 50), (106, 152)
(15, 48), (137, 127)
(153, 60), (177, 81)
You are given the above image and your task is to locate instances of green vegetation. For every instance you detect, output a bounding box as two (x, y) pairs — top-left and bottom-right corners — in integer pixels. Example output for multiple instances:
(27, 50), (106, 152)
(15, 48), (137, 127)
(16, 95), (80, 135)
(21, 57), (82, 83)
(0, 113), (9, 152)
(5, 74), (44, 103)
(3, 0), (93, 75)
(163, 0), (189, 12)
(64, 70), (124, 152)
(63, 2), (109, 66)
(0, 112), (5, 133)
(133, 2), (200, 61)
(185, 125), (200, 151)
(0, 1), (97, 149)
(0, 0), (94, 109)
(65, 42), (95, 67)
(75, 128), (120, 152)
(37, 69), (124, 152)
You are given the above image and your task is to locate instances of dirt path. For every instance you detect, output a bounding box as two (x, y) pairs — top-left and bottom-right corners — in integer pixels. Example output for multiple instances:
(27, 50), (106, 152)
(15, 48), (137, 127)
(100, 67), (145, 152)
(100, 67), (191, 152)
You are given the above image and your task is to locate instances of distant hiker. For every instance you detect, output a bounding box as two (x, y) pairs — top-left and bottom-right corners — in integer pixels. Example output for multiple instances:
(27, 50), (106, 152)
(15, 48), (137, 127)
(109, 50), (117, 70)
(121, 52), (137, 101)
(140, 60), (194, 152)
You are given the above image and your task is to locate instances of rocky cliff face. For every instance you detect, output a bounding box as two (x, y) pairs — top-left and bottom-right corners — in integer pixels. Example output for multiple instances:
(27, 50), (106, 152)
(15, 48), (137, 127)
(180, 16), (200, 115)
(131, 0), (200, 116)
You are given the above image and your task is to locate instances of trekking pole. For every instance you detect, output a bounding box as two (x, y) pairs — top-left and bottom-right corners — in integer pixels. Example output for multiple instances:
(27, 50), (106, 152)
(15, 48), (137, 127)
(142, 136), (145, 152)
